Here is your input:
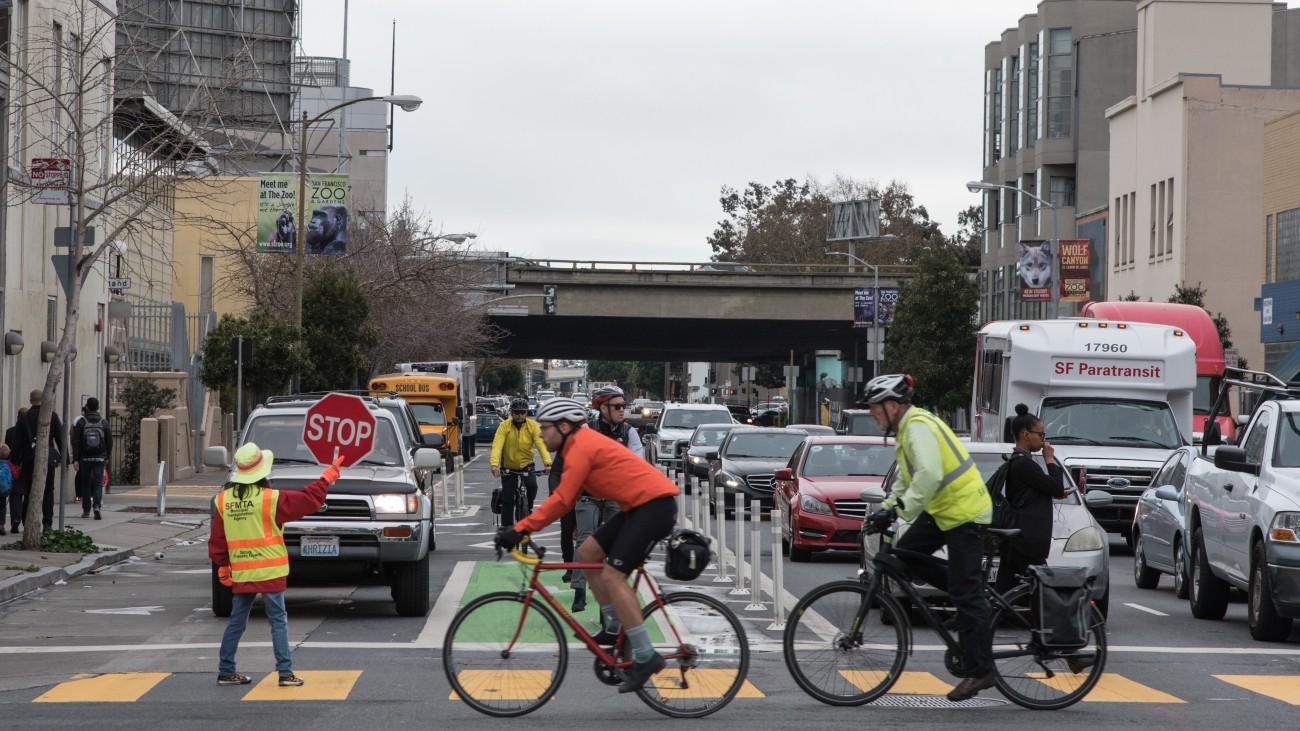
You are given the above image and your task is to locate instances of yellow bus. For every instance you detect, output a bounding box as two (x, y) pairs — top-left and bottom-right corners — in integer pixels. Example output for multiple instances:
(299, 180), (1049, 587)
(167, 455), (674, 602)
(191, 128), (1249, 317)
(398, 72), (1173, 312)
(369, 373), (462, 461)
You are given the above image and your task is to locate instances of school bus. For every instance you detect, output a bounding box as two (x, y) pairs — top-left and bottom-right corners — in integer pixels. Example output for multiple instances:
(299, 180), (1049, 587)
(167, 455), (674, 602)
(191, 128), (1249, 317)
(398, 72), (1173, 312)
(369, 373), (462, 464)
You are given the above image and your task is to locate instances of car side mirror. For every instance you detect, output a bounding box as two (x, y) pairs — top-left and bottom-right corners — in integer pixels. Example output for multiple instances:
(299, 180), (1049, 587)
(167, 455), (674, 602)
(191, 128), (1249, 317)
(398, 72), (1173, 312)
(1213, 445), (1259, 475)
(1084, 490), (1114, 507)
(705, 451), (719, 461)
(203, 445), (230, 469)
(1153, 485), (1180, 501)
(775, 468), (792, 480)
(422, 433), (445, 448)
(859, 486), (886, 503)
(1203, 420), (1222, 447)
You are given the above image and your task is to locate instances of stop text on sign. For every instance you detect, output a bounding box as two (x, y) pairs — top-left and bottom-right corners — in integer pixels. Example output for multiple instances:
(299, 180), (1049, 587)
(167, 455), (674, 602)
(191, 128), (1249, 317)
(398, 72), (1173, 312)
(306, 413), (373, 446)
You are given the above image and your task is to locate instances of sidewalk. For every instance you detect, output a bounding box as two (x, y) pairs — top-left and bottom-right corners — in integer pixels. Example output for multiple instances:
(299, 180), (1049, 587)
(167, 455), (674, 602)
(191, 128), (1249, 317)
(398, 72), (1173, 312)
(0, 469), (229, 604)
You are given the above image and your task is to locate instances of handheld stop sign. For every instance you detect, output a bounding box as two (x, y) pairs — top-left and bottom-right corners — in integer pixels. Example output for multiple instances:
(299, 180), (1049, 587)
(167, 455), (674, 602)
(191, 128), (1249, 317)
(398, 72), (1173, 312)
(302, 393), (377, 467)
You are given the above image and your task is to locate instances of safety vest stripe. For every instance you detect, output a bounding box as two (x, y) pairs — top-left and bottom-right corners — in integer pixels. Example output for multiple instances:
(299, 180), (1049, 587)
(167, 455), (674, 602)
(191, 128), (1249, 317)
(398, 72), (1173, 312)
(232, 555), (290, 571)
(900, 412), (978, 488)
(261, 489), (275, 534)
(227, 537), (280, 550)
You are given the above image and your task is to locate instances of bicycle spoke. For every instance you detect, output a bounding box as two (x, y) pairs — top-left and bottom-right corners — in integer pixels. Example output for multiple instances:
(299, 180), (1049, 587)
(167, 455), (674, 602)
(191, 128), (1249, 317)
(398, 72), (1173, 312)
(637, 592), (750, 718)
(990, 586), (1107, 710)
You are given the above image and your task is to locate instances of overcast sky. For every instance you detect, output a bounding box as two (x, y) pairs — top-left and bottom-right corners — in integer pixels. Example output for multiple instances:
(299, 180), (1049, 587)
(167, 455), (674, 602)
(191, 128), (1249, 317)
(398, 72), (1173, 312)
(298, 1), (1094, 263)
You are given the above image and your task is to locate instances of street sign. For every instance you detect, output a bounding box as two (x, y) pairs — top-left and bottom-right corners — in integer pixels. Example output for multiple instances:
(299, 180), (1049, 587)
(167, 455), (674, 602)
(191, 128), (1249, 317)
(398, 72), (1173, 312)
(107, 277), (131, 290)
(54, 226), (96, 247)
(31, 158), (71, 205)
(302, 393), (376, 467)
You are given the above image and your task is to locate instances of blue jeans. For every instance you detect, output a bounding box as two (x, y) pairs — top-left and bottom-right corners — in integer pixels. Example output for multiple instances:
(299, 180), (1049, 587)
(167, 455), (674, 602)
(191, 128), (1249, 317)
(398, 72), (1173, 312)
(219, 591), (292, 676)
(80, 460), (105, 513)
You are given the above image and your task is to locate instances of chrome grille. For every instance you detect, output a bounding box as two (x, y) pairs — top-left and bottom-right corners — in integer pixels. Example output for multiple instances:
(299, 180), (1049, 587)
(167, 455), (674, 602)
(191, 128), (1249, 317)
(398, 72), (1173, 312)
(745, 474), (775, 493)
(1069, 465), (1157, 503)
(314, 497), (371, 519)
(835, 499), (869, 519)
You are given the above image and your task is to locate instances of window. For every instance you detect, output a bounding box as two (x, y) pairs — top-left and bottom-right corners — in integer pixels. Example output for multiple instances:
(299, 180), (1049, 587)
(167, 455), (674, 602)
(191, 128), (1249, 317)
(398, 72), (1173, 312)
(1026, 41), (1040, 143)
(46, 296), (57, 342)
(986, 67), (1003, 163)
(1046, 29), (1073, 138)
(199, 255), (215, 315)
(1267, 214), (1274, 283)
(979, 349), (1004, 413)
(1007, 55), (1020, 155)
(1005, 182), (1019, 223)
(1166, 178), (1175, 255)
(1277, 207), (1300, 280)
(1150, 182), (1159, 259)
(1242, 409), (1272, 465)
(1049, 176), (1074, 207)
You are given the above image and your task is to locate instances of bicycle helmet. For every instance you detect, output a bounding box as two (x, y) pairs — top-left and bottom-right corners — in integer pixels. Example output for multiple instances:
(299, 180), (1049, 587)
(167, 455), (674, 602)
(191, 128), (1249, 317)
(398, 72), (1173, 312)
(864, 373), (915, 405)
(591, 386), (625, 407)
(509, 397), (529, 412)
(534, 397), (588, 423)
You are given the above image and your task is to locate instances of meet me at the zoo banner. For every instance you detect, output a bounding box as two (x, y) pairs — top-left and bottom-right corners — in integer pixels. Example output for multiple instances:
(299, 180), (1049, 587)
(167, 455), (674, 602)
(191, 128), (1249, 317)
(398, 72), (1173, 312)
(257, 173), (350, 255)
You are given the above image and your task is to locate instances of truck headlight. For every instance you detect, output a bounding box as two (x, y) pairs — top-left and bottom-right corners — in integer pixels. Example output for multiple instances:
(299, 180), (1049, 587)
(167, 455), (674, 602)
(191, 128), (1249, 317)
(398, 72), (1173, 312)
(374, 494), (417, 514)
(1064, 526), (1104, 552)
(688, 455), (703, 465)
(1270, 512), (1300, 543)
(799, 494), (832, 515)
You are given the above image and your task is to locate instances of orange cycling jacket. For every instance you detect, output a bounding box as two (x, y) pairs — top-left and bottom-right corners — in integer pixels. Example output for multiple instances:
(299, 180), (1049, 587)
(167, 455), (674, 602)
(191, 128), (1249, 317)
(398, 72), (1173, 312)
(514, 426), (679, 535)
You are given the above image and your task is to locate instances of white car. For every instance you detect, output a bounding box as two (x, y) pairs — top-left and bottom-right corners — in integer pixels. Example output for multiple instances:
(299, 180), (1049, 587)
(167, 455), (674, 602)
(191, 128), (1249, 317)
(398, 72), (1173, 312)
(865, 441), (1113, 616)
(645, 403), (735, 468)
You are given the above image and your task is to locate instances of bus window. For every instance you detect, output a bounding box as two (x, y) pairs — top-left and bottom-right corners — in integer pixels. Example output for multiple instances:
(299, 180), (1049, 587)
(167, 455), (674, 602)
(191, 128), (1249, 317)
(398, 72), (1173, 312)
(410, 402), (447, 427)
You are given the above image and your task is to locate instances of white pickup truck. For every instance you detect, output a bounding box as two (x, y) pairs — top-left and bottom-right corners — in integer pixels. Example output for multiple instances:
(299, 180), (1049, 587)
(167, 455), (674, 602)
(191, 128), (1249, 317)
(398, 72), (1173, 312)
(1183, 369), (1300, 641)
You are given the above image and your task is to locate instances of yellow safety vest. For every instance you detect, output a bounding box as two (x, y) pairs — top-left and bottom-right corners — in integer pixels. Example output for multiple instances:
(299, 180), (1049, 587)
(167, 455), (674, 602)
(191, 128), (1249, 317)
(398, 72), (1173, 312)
(216, 486), (289, 583)
(895, 408), (992, 531)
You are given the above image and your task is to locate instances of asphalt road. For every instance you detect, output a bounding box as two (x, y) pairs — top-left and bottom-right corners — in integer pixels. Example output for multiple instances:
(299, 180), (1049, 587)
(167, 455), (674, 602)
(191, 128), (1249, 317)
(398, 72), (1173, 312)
(1, 452), (1298, 729)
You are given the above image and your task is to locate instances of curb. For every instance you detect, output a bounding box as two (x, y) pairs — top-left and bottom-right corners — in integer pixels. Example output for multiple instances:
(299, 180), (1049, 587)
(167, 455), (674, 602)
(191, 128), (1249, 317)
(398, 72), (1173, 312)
(0, 546), (135, 605)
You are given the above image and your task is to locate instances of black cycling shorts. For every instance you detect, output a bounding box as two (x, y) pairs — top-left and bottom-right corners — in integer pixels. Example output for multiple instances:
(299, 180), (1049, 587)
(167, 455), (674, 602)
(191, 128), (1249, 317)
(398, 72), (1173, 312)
(590, 496), (677, 575)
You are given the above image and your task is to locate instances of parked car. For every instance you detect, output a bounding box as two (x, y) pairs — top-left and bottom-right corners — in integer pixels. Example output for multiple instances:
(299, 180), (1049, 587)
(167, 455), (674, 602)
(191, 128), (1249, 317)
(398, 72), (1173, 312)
(774, 436), (894, 561)
(725, 404), (753, 424)
(683, 423), (744, 486)
(203, 393), (444, 618)
(1132, 446), (1201, 598)
(476, 409), (503, 442)
(788, 423), (836, 437)
(646, 403), (734, 467)
(836, 409), (886, 437)
(707, 427), (810, 516)
(627, 400), (664, 429)
(865, 441), (1113, 616)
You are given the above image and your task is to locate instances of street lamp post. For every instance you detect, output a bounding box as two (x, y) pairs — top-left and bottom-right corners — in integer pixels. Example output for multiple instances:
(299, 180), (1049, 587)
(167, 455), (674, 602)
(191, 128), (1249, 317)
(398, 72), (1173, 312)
(293, 94), (423, 392)
(828, 251), (881, 388)
(966, 180), (1060, 318)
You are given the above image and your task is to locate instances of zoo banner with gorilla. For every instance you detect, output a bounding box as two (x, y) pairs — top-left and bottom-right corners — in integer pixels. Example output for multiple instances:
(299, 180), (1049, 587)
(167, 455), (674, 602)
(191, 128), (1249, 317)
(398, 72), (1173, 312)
(257, 172), (350, 255)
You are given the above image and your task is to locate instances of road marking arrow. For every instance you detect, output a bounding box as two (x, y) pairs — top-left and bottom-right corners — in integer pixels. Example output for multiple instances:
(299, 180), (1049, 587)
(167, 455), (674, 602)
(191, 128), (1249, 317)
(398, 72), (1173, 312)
(84, 606), (164, 616)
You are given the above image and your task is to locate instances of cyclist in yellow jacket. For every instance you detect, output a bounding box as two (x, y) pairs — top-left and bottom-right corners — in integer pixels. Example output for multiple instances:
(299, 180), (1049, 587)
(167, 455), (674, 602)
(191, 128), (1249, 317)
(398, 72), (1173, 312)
(209, 442), (343, 688)
(490, 397), (552, 520)
(862, 373), (995, 702)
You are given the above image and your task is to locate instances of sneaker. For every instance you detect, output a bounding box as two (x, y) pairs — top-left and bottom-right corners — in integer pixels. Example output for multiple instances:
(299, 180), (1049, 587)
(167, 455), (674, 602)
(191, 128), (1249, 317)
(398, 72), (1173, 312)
(561, 570), (573, 582)
(94, 509), (101, 520)
(278, 675), (305, 687)
(81, 512), (90, 519)
(1066, 655), (1095, 674)
(946, 672), (997, 702)
(571, 587), (586, 613)
(217, 674), (252, 685)
(617, 653), (666, 694)
(590, 628), (620, 646)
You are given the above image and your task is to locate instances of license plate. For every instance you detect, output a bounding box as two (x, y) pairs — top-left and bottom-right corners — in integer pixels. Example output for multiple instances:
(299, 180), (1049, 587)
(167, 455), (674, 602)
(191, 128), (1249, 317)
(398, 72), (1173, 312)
(300, 535), (339, 557)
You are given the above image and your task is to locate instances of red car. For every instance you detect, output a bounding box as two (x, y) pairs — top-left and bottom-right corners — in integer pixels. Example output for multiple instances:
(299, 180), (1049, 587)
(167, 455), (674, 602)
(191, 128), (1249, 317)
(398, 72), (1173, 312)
(774, 436), (893, 562)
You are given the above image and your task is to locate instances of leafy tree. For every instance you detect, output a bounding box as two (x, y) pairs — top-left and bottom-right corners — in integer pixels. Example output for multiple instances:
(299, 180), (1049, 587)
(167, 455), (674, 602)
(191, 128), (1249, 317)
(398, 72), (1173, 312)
(301, 268), (378, 392)
(882, 245), (979, 414)
(482, 363), (526, 394)
(117, 379), (177, 485)
(733, 362), (787, 390)
(1168, 282), (1246, 368)
(200, 310), (306, 413)
(588, 361), (665, 398)
(1120, 291), (1141, 301)
(948, 205), (984, 267)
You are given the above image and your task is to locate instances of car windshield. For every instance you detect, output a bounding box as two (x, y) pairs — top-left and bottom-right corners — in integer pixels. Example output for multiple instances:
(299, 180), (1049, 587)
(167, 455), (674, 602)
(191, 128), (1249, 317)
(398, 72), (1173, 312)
(663, 408), (731, 429)
(802, 443), (893, 477)
(409, 402), (446, 427)
(642, 401), (664, 411)
(1040, 398), (1181, 449)
(844, 413), (885, 437)
(243, 414), (405, 467)
(723, 432), (807, 459)
(691, 426), (735, 446)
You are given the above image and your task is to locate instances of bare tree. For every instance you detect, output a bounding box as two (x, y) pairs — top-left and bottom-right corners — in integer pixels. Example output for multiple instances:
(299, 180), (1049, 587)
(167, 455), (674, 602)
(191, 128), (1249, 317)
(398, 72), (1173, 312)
(2, 2), (252, 548)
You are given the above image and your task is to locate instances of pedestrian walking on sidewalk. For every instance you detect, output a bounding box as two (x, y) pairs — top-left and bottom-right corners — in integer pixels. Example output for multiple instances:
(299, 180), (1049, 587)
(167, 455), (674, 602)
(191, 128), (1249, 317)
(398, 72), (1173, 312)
(208, 443), (342, 687)
(12, 391), (64, 533)
(72, 398), (111, 520)
(3, 408), (25, 534)
(0, 444), (12, 535)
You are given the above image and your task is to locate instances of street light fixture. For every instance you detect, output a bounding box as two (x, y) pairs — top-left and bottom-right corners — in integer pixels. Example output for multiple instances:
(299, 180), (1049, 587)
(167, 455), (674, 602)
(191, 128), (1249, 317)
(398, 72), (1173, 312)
(828, 251), (882, 386)
(966, 180), (1061, 316)
(293, 94), (424, 391)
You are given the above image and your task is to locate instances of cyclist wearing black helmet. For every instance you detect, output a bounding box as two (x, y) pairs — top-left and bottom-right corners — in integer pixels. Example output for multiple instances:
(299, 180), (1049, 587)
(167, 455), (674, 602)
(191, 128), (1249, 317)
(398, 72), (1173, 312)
(862, 373), (995, 702)
(490, 397), (552, 521)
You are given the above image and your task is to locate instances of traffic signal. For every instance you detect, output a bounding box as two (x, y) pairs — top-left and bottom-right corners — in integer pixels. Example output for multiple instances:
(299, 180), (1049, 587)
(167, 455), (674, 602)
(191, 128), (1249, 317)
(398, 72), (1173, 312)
(543, 285), (557, 315)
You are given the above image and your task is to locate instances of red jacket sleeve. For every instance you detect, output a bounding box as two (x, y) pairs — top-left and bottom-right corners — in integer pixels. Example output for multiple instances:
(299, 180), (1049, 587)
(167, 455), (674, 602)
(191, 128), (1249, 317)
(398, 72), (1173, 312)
(208, 495), (229, 567)
(276, 477), (329, 526)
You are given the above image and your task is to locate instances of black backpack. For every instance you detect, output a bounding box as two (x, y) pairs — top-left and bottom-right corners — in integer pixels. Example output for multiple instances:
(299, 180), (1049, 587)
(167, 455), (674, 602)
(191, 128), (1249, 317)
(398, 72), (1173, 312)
(985, 453), (1023, 530)
(664, 528), (712, 581)
(79, 417), (107, 458)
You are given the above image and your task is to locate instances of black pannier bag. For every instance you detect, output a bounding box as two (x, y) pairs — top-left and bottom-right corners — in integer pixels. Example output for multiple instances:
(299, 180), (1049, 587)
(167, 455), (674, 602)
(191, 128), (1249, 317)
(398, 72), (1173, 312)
(490, 488), (502, 515)
(664, 528), (712, 581)
(1029, 565), (1093, 649)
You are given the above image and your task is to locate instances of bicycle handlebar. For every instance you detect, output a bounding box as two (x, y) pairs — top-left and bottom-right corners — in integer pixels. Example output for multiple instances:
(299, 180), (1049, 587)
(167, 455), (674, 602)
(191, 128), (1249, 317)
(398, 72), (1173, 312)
(499, 534), (546, 565)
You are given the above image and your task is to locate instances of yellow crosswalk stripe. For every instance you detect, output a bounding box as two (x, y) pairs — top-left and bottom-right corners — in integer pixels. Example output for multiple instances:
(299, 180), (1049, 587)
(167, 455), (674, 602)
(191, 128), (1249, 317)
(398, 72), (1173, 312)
(1030, 672), (1184, 702)
(1215, 675), (1300, 705)
(35, 672), (170, 703)
(449, 670), (555, 701)
(884, 671), (954, 695)
(646, 669), (764, 699)
(241, 671), (362, 701)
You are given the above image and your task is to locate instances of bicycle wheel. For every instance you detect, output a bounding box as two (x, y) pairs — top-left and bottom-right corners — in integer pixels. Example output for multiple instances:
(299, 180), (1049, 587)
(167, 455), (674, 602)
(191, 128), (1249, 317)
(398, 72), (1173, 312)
(989, 584), (1107, 710)
(635, 591), (750, 718)
(783, 579), (908, 705)
(443, 591), (568, 717)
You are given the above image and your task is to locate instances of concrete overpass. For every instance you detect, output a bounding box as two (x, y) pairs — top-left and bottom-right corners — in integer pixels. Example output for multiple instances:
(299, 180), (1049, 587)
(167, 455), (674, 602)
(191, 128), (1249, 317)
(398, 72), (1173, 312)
(482, 259), (914, 362)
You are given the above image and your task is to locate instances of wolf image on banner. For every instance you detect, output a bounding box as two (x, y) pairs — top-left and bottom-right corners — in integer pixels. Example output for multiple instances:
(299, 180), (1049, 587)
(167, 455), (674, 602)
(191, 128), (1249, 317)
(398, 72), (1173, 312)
(1019, 241), (1051, 289)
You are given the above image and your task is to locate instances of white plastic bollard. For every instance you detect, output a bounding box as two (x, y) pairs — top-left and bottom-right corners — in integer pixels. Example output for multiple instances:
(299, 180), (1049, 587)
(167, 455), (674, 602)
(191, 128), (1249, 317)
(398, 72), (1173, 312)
(438, 471), (451, 518)
(768, 509), (786, 629)
(745, 499), (767, 611)
(730, 493), (749, 596)
(155, 461), (168, 517)
(454, 457), (466, 510)
(676, 479), (686, 525)
(713, 486), (730, 582)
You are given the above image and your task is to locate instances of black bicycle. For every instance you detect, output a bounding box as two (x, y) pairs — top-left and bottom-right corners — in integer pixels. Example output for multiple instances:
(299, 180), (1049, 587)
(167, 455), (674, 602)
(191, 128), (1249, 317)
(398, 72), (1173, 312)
(498, 467), (536, 526)
(783, 521), (1107, 710)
